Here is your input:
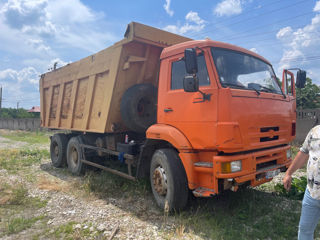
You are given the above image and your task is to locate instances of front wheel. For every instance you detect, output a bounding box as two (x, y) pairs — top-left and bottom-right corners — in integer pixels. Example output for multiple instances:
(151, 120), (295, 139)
(150, 149), (189, 211)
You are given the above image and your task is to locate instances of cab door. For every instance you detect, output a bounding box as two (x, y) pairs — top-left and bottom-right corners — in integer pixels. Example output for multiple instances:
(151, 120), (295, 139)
(157, 49), (218, 149)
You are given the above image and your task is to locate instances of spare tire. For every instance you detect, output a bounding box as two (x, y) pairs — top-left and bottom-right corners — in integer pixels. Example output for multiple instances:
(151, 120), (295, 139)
(121, 83), (157, 133)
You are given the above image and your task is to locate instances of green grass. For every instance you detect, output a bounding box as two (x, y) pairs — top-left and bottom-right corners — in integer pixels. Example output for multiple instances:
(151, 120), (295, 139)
(0, 184), (48, 236)
(82, 170), (150, 199)
(0, 148), (49, 172)
(170, 188), (305, 240)
(6, 216), (45, 235)
(0, 134), (311, 239)
(0, 130), (50, 144)
(0, 183), (47, 208)
(37, 221), (100, 240)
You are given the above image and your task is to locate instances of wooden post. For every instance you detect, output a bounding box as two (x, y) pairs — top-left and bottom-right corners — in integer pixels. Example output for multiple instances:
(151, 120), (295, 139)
(0, 86), (2, 110)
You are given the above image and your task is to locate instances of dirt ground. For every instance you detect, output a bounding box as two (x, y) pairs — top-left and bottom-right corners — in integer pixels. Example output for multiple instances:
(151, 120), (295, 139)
(0, 131), (202, 240)
(0, 130), (310, 240)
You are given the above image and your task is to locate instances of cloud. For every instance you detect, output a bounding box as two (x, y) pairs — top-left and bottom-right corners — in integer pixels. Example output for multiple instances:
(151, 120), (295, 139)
(0, 67), (40, 108)
(0, 0), (115, 55)
(214, 0), (242, 17)
(1, 0), (48, 29)
(164, 11), (206, 35)
(186, 11), (205, 25)
(276, 2), (320, 83)
(0, 0), (117, 108)
(47, 58), (69, 71)
(0, 67), (39, 84)
(163, 0), (174, 17)
(276, 26), (293, 39)
(249, 48), (258, 54)
(314, 1), (320, 12)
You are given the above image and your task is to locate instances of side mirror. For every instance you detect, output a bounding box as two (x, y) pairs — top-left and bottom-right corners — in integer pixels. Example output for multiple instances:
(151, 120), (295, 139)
(296, 70), (306, 88)
(184, 48), (198, 74)
(183, 75), (199, 92)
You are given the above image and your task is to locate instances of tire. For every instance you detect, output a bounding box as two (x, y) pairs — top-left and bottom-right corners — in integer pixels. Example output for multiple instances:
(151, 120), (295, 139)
(50, 134), (68, 168)
(67, 136), (85, 175)
(150, 148), (189, 211)
(121, 83), (157, 133)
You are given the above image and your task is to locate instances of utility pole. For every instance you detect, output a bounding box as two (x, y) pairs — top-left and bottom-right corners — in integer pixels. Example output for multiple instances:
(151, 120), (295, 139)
(17, 101), (19, 109)
(0, 86), (2, 110)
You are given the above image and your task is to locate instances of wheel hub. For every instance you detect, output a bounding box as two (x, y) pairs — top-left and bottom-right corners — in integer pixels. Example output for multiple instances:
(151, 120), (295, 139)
(152, 166), (167, 196)
(54, 145), (59, 157)
(71, 147), (78, 164)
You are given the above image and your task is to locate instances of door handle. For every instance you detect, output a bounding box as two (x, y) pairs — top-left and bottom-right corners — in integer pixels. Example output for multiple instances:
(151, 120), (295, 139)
(164, 108), (173, 113)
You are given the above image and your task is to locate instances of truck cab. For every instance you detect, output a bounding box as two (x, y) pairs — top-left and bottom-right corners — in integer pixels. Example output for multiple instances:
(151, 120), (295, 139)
(146, 39), (305, 205)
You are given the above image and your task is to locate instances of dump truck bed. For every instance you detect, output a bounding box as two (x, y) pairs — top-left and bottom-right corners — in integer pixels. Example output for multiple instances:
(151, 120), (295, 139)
(40, 22), (191, 133)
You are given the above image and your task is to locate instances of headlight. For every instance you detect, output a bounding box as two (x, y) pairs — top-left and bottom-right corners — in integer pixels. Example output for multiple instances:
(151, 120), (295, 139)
(221, 160), (242, 173)
(287, 149), (292, 159)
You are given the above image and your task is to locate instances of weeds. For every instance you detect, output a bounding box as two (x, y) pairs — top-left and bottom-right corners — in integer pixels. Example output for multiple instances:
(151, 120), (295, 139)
(274, 176), (307, 200)
(6, 215), (45, 235)
(39, 221), (99, 240)
(82, 170), (150, 199)
(0, 148), (49, 172)
(173, 188), (302, 240)
(0, 184), (47, 236)
(0, 183), (47, 208)
(0, 130), (50, 144)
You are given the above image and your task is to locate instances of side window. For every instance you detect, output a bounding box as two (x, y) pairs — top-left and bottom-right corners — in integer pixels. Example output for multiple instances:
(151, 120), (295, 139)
(171, 55), (210, 90)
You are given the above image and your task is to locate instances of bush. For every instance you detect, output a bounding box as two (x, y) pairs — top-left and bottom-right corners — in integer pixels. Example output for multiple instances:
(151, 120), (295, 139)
(274, 176), (307, 200)
(0, 108), (39, 119)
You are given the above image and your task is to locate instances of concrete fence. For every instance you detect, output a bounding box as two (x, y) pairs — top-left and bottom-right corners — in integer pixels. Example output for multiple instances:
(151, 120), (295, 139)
(0, 118), (40, 131)
(0, 111), (317, 143)
(296, 109), (320, 144)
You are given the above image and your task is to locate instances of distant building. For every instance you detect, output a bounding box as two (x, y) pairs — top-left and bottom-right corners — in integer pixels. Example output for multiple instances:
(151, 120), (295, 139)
(28, 106), (40, 113)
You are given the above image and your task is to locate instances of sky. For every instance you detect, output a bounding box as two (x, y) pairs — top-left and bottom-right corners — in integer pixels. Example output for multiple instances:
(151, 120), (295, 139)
(0, 0), (319, 108)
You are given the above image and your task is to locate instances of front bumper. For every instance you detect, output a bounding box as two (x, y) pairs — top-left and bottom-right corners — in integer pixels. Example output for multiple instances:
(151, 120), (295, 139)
(214, 145), (291, 188)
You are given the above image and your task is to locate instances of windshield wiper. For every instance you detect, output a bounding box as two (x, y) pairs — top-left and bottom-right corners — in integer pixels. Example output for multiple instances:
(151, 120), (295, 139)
(248, 87), (260, 96)
(259, 86), (275, 93)
(222, 82), (246, 89)
(223, 82), (261, 95)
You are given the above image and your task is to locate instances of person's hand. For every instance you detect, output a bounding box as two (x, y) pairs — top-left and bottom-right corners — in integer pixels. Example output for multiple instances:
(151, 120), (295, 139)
(283, 174), (292, 191)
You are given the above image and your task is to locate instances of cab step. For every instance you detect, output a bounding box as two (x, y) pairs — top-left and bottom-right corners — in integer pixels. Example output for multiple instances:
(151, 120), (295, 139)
(193, 187), (216, 197)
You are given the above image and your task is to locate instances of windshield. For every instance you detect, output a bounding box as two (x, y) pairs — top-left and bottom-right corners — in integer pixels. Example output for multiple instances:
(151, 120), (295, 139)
(211, 48), (282, 94)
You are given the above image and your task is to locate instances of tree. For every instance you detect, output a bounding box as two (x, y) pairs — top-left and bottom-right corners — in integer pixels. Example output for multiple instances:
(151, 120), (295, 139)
(296, 78), (320, 109)
(0, 108), (39, 119)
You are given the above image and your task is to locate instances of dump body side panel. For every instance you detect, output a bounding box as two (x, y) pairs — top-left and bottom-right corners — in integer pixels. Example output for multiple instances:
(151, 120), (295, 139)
(40, 22), (191, 133)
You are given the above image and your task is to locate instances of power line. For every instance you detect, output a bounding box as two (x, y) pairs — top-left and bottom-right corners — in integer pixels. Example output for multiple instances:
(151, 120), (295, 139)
(224, 28), (320, 44)
(217, 11), (315, 42)
(190, 0), (311, 38)
(231, 33), (320, 48)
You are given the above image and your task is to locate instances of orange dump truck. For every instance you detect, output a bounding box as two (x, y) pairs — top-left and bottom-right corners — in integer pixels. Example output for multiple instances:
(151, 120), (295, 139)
(40, 22), (306, 210)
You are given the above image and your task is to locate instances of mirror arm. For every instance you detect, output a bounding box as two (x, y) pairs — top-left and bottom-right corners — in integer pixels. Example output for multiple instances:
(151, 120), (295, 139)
(193, 90), (212, 103)
(195, 46), (205, 55)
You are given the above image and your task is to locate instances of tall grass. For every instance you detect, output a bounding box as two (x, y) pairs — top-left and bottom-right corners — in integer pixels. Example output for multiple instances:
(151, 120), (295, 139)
(0, 149), (49, 172)
(0, 130), (50, 144)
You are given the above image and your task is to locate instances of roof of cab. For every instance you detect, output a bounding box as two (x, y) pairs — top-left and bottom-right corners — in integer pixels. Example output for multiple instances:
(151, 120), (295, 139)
(160, 39), (271, 65)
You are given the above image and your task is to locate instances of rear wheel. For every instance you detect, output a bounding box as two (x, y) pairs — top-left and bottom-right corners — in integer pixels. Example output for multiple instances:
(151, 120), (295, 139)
(67, 136), (85, 175)
(50, 134), (68, 168)
(150, 148), (189, 211)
